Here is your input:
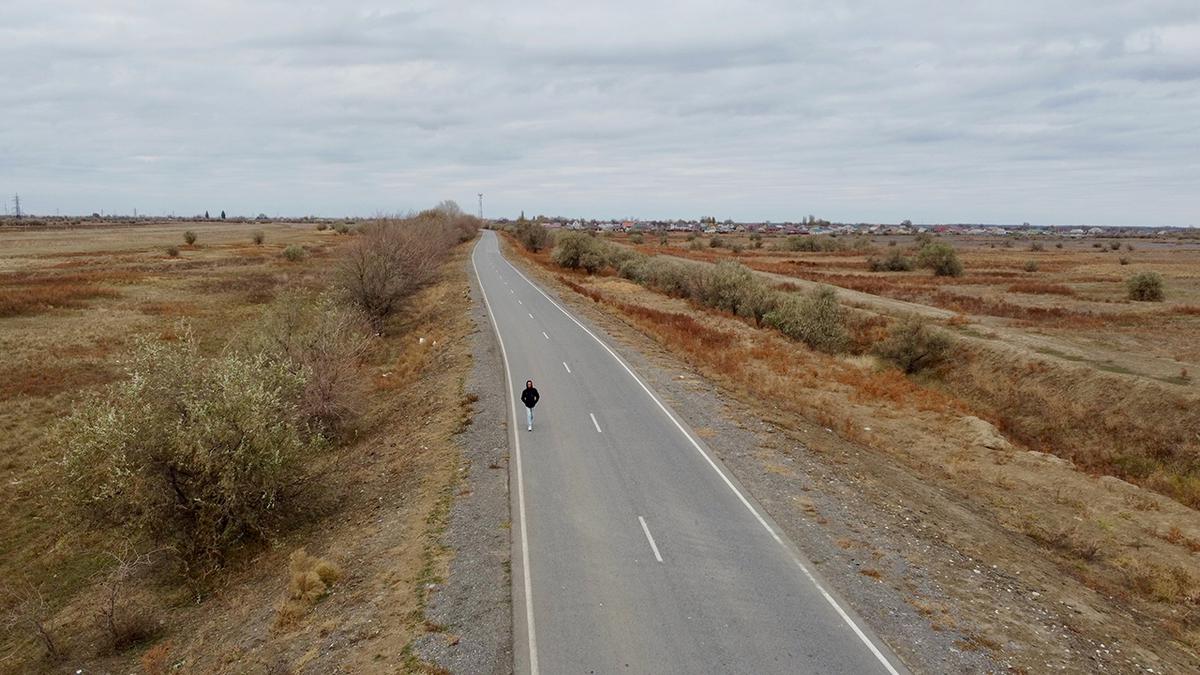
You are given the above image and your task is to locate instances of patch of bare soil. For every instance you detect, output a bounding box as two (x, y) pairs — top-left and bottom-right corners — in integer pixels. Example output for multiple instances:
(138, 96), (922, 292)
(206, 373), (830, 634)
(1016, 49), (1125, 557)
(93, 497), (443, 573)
(504, 239), (1200, 673)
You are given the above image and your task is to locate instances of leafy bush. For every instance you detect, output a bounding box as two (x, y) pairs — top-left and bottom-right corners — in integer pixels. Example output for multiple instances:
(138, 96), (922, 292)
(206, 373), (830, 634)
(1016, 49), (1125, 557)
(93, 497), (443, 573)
(709, 236), (723, 248)
(165, 246), (179, 258)
(253, 231), (265, 245)
(694, 262), (756, 314)
(749, 232), (763, 248)
(1110, 241), (1122, 251)
(916, 242), (963, 277)
(252, 294), (372, 437)
(764, 286), (848, 353)
(316, 222), (328, 231)
(1055, 242), (1064, 249)
(1127, 272), (1165, 301)
(551, 231), (609, 273)
(183, 231), (197, 245)
(1029, 241), (1044, 252)
(736, 284), (780, 327)
(874, 315), (952, 374)
(1023, 260), (1039, 272)
(334, 223), (350, 235)
(338, 219), (448, 330)
(515, 221), (550, 252)
(868, 250), (913, 272)
(283, 245), (307, 262)
(58, 331), (326, 570)
(689, 237), (705, 251)
(629, 232), (644, 245)
(657, 231), (668, 246)
(1119, 256), (1130, 265)
(639, 257), (698, 297)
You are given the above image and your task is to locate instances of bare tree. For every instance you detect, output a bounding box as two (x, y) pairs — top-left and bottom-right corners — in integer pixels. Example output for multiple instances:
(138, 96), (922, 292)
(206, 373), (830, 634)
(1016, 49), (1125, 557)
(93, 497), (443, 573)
(94, 545), (163, 651)
(2, 580), (59, 661)
(337, 219), (450, 331)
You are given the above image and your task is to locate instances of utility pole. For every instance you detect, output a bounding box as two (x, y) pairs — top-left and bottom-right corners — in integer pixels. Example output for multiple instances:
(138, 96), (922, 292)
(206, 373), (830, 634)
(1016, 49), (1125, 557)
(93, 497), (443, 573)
(13, 194), (21, 218)
(478, 193), (484, 219)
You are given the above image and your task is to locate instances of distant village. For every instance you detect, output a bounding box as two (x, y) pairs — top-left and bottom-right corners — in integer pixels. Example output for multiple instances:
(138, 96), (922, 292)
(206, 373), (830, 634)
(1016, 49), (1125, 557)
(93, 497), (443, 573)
(496, 215), (1190, 239)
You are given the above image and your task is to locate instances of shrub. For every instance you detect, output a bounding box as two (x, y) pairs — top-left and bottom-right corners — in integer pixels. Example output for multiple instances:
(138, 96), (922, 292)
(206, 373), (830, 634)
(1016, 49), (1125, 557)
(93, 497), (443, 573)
(1029, 241), (1044, 252)
(689, 237), (705, 251)
(1126, 272), (1165, 301)
(165, 246), (179, 258)
(874, 315), (952, 374)
(764, 286), (848, 353)
(334, 223), (350, 235)
(1126, 243), (1135, 251)
(275, 548), (341, 627)
(1055, 242), (1064, 249)
(709, 235), (723, 248)
(283, 244), (307, 262)
(868, 250), (913, 272)
(737, 284), (781, 327)
(1110, 241), (1122, 251)
(640, 257), (697, 297)
(749, 232), (763, 248)
(253, 293), (372, 437)
(629, 232), (644, 245)
(657, 231), (668, 246)
(252, 231), (265, 245)
(183, 231), (197, 245)
(58, 330), (326, 571)
(550, 231), (609, 273)
(1023, 260), (1039, 272)
(916, 242), (963, 277)
(1119, 256), (1130, 265)
(338, 219), (448, 330)
(316, 222), (328, 231)
(515, 221), (550, 252)
(694, 262), (756, 314)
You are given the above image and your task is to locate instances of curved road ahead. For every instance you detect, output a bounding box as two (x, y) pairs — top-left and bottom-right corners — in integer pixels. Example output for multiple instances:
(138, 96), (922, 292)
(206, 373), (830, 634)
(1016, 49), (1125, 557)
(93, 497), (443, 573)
(473, 231), (905, 674)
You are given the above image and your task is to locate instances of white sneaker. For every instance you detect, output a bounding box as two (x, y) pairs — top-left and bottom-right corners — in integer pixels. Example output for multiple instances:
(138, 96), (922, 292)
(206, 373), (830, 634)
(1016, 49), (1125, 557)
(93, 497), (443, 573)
(528, 425), (532, 431)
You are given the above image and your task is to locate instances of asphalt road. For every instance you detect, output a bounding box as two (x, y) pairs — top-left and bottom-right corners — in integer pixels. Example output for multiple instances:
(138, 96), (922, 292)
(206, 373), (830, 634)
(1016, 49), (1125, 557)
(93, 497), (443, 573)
(472, 231), (906, 675)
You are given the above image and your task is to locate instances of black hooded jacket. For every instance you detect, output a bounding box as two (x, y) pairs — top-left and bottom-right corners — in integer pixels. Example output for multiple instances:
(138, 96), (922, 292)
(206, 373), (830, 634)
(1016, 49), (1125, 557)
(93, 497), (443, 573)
(521, 386), (540, 409)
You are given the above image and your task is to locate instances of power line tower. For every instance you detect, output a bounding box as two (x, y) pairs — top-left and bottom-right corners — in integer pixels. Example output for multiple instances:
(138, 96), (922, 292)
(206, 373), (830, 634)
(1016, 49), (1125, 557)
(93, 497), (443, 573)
(13, 194), (21, 218)
(478, 193), (484, 219)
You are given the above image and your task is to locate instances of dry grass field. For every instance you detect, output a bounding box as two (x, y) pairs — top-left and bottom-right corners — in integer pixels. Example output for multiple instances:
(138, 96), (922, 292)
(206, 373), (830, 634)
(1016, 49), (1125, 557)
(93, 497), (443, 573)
(1, 219), (476, 672)
(503, 227), (1200, 668)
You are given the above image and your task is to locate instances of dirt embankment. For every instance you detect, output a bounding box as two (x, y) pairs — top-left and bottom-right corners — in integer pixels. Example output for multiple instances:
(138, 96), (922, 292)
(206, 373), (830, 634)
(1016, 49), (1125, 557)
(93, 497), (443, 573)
(503, 235), (1200, 673)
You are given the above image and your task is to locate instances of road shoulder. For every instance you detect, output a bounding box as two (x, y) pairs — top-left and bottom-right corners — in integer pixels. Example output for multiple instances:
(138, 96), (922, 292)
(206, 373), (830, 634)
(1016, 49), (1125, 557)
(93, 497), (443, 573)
(413, 250), (514, 674)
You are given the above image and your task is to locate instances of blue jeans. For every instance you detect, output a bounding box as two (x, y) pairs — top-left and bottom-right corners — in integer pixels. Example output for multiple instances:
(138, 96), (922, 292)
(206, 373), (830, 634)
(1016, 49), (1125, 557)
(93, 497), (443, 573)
(526, 407), (534, 428)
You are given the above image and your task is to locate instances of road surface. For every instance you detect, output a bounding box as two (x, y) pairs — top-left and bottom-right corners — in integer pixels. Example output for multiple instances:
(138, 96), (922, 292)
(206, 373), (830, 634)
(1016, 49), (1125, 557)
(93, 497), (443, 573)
(472, 231), (905, 674)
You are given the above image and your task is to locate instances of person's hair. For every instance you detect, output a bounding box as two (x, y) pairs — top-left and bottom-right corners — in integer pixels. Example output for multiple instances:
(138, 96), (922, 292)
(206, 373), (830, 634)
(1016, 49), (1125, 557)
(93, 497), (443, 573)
(526, 380), (533, 387)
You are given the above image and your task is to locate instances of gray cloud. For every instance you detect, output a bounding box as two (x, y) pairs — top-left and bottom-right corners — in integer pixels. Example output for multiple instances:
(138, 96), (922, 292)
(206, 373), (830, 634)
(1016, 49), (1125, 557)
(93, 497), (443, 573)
(1, 0), (1197, 224)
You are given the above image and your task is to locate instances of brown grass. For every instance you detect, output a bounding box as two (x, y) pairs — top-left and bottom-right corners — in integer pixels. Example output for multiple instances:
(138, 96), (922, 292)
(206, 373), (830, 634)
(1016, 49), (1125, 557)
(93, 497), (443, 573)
(274, 549), (342, 629)
(0, 362), (118, 401)
(1006, 281), (1076, 296)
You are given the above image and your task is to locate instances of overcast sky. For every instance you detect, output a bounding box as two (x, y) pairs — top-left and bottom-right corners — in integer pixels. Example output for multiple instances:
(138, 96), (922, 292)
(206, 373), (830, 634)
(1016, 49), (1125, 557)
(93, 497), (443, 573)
(2, 1), (1198, 225)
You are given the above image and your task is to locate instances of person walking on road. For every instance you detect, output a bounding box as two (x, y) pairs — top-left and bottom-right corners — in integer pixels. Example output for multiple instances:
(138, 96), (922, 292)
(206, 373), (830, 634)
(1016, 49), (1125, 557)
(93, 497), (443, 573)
(521, 380), (540, 431)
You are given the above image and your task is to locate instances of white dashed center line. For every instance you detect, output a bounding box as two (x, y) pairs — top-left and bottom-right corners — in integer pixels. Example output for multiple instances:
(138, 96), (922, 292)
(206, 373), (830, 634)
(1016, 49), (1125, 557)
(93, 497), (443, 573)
(563, 362), (571, 373)
(542, 331), (549, 340)
(638, 516), (664, 563)
(590, 413), (602, 433)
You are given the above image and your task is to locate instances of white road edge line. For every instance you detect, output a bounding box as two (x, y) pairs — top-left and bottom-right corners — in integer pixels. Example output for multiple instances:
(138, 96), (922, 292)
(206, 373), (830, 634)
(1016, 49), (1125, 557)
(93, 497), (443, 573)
(471, 244), (539, 675)
(497, 240), (900, 675)
(563, 361), (571, 374)
(542, 331), (549, 340)
(638, 516), (664, 563)
(589, 412), (602, 433)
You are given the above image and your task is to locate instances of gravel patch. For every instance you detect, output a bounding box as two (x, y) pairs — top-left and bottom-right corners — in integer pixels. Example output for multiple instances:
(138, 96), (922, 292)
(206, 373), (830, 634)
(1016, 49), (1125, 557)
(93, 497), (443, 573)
(413, 255), (513, 674)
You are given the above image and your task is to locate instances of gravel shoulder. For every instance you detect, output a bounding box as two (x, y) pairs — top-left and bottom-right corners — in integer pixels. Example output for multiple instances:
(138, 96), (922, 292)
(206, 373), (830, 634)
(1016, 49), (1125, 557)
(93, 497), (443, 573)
(413, 254), (513, 674)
